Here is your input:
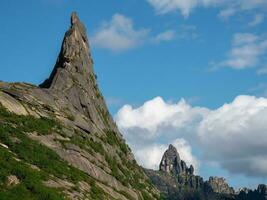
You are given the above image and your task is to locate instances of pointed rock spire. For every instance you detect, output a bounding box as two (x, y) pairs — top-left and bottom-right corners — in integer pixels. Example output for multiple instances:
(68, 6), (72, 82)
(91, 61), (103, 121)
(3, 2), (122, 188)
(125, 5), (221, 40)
(40, 11), (93, 90)
(159, 144), (194, 176)
(40, 12), (115, 129)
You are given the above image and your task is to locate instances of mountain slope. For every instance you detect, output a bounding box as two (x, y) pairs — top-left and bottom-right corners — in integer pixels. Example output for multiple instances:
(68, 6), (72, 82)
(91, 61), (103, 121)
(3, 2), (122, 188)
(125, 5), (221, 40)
(0, 12), (160, 200)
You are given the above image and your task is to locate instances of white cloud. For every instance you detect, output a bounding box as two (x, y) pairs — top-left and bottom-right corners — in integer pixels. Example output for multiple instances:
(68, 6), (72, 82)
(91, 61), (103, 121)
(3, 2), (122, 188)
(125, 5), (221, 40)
(248, 14), (264, 27)
(91, 14), (149, 51)
(115, 97), (206, 171)
(146, 0), (267, 18)
(115, 95), (267, 177)
(153, 30), (176, 43)
(198, 95), (267, 176)
(134, 144), (167, 169)
(91, 14), (194, 51)
(213, 33), (267, 70)
(116, 97), (208, 133)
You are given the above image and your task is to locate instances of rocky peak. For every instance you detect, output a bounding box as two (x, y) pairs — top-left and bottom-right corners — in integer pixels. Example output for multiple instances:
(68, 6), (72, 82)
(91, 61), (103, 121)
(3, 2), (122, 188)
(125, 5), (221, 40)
(159, 144), (194, 176)
(41, 12), (92, 90)
(40, 12), (115, 130)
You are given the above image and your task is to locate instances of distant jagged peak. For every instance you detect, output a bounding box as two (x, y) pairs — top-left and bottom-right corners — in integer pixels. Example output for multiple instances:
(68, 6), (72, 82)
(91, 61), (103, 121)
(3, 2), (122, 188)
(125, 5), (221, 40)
(159, 144), (194, 176)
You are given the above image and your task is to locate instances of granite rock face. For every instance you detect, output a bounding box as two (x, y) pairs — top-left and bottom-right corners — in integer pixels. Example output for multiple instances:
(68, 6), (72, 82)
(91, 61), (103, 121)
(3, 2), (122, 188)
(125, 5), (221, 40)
(160, 144), (194, 176)
(40, 12), (116, 132)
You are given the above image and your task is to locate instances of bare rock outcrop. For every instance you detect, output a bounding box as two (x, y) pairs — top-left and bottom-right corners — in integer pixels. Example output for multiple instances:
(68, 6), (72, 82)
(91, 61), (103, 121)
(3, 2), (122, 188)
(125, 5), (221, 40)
(6, 175), (20, 187)
(146, 144), (236, 200)
(160, 144), (194, 176)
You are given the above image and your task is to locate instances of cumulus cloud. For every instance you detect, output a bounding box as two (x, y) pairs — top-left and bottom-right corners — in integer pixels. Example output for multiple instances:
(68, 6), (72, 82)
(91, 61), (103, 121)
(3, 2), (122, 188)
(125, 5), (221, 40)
(115, 95), (267, 177)
(115, 97), (206, 171)
(212, 33), (267, 70)
(116, 97), (208, 133)
(198, 95), (267, 177)
(146, 0), (267, 18)
(134, 144), (167, 169)
(91, 14), (149, 51)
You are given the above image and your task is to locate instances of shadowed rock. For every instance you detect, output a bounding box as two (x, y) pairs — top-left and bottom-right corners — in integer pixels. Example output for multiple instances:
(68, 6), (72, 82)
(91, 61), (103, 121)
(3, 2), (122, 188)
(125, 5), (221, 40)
(159, 144), (194, 176)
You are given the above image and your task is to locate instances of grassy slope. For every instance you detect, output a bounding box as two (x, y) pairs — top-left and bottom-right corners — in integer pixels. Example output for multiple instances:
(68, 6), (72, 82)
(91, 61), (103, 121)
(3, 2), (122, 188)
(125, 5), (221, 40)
(0, 104), (161, 199)
(0, 104), (108, 200)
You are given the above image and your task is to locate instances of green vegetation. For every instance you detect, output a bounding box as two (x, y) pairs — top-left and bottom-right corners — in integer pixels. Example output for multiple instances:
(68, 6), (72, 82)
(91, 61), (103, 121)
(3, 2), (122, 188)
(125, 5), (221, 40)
(0, 104), (159, 200)
(100, 129), (158, 199)
(97, 106), (110, 126)
(105, 155), (128, 186)
(0, 104), (108, 199)
(102, 129), (130, 155)
(0, 147), (65, 200)
(0, 125), (87, 183)
(89, 180), (105, 200)
(0, 105), (61, 135)
(66, 132), (105, 155)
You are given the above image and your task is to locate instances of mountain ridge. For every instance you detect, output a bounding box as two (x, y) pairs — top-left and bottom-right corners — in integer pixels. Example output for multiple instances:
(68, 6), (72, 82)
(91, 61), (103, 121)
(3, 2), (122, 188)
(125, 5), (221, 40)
(145, 144), (267, 200)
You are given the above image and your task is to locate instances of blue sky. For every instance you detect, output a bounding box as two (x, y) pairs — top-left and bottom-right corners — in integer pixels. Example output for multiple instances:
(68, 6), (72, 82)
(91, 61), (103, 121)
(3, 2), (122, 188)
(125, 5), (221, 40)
(1, 0), (267, 189)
